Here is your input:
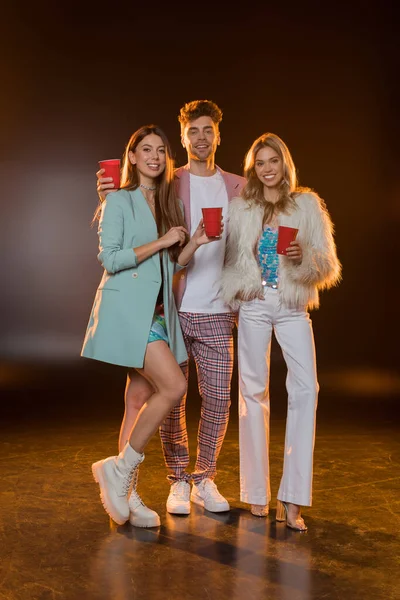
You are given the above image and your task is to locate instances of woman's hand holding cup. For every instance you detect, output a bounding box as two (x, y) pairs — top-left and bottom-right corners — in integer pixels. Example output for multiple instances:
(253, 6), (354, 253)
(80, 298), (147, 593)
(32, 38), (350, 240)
(96, 169), (116, 201)
(285, 240), (303, 263)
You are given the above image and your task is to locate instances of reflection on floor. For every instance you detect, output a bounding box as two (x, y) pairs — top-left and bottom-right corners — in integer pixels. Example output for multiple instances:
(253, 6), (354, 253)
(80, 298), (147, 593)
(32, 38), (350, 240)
(0, 358), (399, 600)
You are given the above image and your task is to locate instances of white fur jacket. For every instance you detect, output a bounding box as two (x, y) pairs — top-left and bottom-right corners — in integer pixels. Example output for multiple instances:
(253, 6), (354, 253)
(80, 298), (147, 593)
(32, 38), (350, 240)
(220, 192), (342, 311)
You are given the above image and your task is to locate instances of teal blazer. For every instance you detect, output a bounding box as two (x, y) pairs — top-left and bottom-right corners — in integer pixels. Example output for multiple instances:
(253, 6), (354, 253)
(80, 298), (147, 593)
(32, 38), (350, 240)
(81, 188), (188, 368)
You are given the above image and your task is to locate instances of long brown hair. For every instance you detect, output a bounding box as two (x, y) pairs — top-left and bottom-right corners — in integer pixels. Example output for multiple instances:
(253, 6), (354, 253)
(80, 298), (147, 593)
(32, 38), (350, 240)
(242, 133), (306, 224)
(94, 125), (187, 261)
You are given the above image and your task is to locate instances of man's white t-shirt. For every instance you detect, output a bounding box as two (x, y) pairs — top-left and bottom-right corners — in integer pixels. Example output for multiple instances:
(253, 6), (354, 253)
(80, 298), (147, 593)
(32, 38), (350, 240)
(179, 171), (231, 314)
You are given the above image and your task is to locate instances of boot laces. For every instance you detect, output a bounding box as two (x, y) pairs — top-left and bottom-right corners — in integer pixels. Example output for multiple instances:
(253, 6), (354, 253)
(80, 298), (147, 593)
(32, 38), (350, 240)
(122, 469), (135, 495)
(126, 467), (145, 506)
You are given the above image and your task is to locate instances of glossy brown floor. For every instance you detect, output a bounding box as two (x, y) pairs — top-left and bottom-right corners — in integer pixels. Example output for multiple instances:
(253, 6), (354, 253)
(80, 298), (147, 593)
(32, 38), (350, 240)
(0, 357), (399, 600)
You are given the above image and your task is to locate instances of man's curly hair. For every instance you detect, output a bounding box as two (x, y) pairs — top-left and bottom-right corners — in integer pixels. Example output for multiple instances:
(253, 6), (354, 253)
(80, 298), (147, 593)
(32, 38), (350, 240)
(178, 100), (223, 131)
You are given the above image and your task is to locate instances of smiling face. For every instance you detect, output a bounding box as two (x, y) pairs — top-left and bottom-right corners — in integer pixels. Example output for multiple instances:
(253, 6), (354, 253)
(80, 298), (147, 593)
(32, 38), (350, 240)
(254, 146), (284, 190)
(128, 133), (166, 182)
(181, 116), (220, 162)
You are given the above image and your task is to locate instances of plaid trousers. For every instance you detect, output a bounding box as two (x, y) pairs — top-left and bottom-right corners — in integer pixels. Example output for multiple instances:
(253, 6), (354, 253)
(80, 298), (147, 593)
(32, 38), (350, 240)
(159, 312), (235, 484)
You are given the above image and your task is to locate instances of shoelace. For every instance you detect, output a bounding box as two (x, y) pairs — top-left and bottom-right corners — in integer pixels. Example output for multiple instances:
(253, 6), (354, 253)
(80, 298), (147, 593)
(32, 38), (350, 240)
(201, 480), (223, 501)
(172, 482), (190, 499)
(122, 467), (144, 505)
(122, 470), (134, 495)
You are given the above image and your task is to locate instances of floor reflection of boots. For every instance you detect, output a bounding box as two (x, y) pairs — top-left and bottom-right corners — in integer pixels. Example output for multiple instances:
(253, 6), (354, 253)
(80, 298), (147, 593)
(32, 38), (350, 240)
(109, 516), (161, 543)
(88, 520), (162, 599)
(88, 531), (137, 600)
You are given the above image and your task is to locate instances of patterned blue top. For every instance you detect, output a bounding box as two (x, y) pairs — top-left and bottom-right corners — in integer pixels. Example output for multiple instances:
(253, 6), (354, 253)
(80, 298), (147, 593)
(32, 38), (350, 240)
(257, 226), (279, 286)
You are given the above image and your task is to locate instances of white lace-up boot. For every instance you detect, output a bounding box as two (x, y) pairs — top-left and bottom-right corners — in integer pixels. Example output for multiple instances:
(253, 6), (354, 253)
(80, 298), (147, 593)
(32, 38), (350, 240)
(92, 442), (144, 525)
(129, 469), (161, 528)
(166, 481), (191, 514)
(191, 478), (230, 512)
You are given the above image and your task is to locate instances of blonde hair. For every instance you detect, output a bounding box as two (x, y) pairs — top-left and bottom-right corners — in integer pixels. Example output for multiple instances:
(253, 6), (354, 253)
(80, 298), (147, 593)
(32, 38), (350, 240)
(242, 132), (306, 224)
(93, 125), (187, 261)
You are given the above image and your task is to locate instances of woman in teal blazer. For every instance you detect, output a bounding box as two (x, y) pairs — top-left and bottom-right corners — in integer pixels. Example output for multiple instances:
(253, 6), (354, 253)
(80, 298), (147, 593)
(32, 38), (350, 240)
(82, 125), (215, 529)
(81, 186), (188, 368)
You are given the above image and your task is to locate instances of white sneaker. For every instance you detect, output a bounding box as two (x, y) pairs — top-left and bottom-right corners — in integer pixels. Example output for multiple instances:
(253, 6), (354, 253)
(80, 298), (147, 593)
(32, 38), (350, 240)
(129, 470), (161, 528)
(166, 481), (191, 514)
(191, 479), (230, 513)
(92, 443), (144, 525)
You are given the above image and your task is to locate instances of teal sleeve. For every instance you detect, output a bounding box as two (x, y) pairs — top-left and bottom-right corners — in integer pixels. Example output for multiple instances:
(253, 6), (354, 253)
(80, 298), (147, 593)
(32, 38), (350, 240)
(97, 194), (138, 274)
(174, 262), (185, 273)
(174, 198), (188, 272)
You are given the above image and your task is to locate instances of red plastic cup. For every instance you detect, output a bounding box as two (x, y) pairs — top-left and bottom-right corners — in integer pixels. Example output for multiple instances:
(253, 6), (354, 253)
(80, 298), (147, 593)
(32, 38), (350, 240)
(98, 159), (121, 190)
(277, 226), (298, 255)
(202, 207), (223, 237)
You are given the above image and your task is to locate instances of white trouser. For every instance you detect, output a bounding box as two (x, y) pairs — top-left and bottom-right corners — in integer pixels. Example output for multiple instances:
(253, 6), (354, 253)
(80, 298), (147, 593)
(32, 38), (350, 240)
(238, 287), (319, 507)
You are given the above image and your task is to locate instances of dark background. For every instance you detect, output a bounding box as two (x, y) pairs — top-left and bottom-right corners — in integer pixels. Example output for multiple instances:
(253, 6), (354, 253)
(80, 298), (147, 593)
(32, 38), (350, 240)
(1, 1), (399, 370)
(2, 8), (399, 598)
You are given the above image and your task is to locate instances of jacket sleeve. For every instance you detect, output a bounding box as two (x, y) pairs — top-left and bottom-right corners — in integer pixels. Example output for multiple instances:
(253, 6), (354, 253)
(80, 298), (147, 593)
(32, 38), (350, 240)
(174, 262), (185, 273)
(224, 200), (242, 269)
(282, 193), (342, 289)
(219, 198), (264, 308)
(97, 193), (138, 274)
(174, 198), (188, 273)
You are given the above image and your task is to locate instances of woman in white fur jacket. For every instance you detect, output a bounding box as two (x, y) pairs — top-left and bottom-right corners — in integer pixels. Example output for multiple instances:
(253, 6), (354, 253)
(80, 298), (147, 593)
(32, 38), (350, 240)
(220, 132), (341, 531)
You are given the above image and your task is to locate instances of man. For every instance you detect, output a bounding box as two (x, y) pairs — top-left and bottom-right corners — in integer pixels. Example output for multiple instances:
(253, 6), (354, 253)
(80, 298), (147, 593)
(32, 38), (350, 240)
(97, 100), (245, 514)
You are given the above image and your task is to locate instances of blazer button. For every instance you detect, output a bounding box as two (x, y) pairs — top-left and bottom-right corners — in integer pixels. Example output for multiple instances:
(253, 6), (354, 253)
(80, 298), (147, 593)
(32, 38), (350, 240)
(180, 274), (185, 280)
(132, 273), (138, 278)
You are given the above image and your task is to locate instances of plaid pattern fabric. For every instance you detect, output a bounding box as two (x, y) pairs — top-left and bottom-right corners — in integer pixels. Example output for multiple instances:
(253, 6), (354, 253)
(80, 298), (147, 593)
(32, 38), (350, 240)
(159, 312), (235, 484)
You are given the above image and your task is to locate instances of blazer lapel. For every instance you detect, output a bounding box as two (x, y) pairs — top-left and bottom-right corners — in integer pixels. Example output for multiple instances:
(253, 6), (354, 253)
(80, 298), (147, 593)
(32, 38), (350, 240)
(129, 189), (160, 276)
(174, 165), (239, 224)
(218, 166), (240, 201)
